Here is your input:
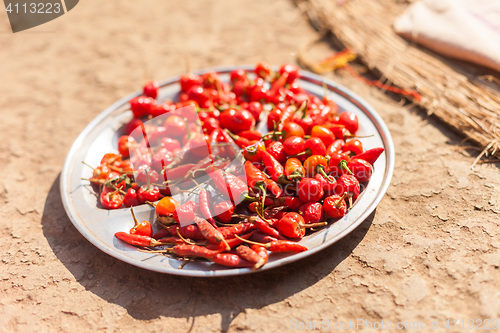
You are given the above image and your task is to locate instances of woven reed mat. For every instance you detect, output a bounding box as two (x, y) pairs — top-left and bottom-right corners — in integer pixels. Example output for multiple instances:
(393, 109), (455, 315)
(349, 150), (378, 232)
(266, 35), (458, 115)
(295, 0), (500, 163)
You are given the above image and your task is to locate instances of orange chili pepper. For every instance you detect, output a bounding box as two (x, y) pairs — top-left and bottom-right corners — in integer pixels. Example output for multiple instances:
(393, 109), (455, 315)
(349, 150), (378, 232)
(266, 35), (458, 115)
(284, 158), (305, 181)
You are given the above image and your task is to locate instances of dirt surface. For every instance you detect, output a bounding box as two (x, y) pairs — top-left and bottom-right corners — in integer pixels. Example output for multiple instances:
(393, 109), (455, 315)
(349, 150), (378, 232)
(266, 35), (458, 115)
(1, 1), (499, 332)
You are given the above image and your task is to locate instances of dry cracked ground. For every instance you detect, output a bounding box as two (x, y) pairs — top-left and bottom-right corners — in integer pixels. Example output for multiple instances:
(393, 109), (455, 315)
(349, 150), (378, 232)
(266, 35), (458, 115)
(0, 0), (499, 332)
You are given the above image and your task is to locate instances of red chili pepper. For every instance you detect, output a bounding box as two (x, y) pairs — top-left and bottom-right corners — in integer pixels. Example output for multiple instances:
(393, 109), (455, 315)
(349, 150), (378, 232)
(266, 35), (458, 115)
(166, 224), (205, 240)
(130, 96), (156, 118)
(129, 208), (153, 237)
(152, 228), (170, 240)
(206, 231), (254, 250)
(324, 123), (348, 140)
(277, 212), (307, 239)
(213, 200), (235, 224)
(251, 244), (269, 267)
(335, 174), (360, 205)
(282, 122), (305, 139)
(143, 80), (159, 99)
(347, 158), (373, 183)
(261, 150), (284, 182)
(100, 187), (124, 209)
(123, 188), (141, 207)
(310, 125), (335, 148)
(115, 232), (162, 247)
(250, 231), (278, 244)
(220, 108), (255, 133)
(244, 160), (267, 190)
(314, 173), (337, 195)
(245, 102), (263, 121)
(342, 139), (363, 156)
(238, 129), (262, 141)
(236, 245), (266, 269)
(173, 200), (197, 225)
(224, 129), (252, 149)
(304, 137), (327, 156)
(298, 202), (324, 224)
(266, 141), (287, 165)
(210, 253), (254, 268)
(284, 196), (304, 211)
(338, 111), (359, 134)
(277, 105), (296, 131)
(267, 240), (307, 253)
(172, 244), (222, 259)
(137, 185), (160, 203)
(326, 139), (345, 157)
(156, 236), (186, 244)
(297, 177), (324, 203)
(351, 147), (384, 165)
(217, 222), (256, 239)
(235, 235), (308, 253)
(251, 216), (286, 240)
(264, 178), (282, 197)
(100, 153), (122, 166)
(323, 193), (348, 219)
(242, 141), (266, 163)
(208, 169), (248, 205)
(198, 189), (216, 226)
(328, 151), (352, 177)
(117, 135), (134, 158)
(283, 136), (306, 156)
(195, 217), (228, 248)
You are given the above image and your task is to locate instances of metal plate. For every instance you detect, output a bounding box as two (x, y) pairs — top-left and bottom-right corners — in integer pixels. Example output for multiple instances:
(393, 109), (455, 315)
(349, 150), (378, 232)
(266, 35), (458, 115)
(60, 66), (395, 277)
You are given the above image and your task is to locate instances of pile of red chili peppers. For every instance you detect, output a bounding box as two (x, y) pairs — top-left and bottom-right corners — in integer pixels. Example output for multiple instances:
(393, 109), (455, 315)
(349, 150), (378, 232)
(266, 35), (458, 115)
(85, 62), (385, 270)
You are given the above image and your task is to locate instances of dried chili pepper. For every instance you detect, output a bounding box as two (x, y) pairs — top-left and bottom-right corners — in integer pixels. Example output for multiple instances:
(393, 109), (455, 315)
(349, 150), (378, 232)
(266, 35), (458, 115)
(115, 232), (162, 247)
(195, 217), (229, 250)
(236, 245), (266, 269)
(210, 253), (254, 268)
(217, 222), (256, 239)
(198, 189), (216, 226)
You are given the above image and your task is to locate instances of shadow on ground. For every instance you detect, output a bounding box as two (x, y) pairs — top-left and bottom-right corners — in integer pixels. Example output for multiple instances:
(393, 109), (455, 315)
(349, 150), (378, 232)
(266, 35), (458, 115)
(42, 175), (373, 332)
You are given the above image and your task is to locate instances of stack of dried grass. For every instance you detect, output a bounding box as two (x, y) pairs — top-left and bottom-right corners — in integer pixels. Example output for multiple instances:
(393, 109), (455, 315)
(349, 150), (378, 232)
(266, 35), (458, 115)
(295, 0), (500, 163)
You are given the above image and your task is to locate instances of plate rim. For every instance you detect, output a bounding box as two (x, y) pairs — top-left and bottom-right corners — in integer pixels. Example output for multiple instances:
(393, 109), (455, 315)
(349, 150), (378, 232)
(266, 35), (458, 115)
(60, 65), (395, 277)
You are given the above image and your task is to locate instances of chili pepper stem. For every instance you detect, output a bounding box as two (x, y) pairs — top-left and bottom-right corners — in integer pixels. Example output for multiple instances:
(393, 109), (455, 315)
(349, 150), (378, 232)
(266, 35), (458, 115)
(81, 161), (96, 171)
(262, 131), (283, 141)
(317, 165), (334, 182)
(296, 100), (308, 119)
(82, 177), (102, 184)
(339, 160), (354, 175)
(108, 164), (134, 175)
(176, 228), (196, 245)
(221, 238), (231, 252)
(345, 134), (375, 139)
(234, 234), (270, 249)
(145, 200), (157, 207)
(289, 148), (311, 158)
(335, 192), (348, 208)
(137, 248), (174, 254)
(130, 207), (140, 228)
(303, 222), (328, 228)
(178, 257), (193, 269)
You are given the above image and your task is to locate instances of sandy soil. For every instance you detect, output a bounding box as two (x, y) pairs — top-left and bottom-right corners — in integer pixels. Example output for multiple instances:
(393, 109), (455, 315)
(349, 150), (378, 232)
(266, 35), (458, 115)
(0, 0), (499, 332)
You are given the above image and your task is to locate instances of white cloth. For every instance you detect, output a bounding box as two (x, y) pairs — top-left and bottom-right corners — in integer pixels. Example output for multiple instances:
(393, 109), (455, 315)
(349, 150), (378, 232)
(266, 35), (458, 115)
(393, 0), (500, 73)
